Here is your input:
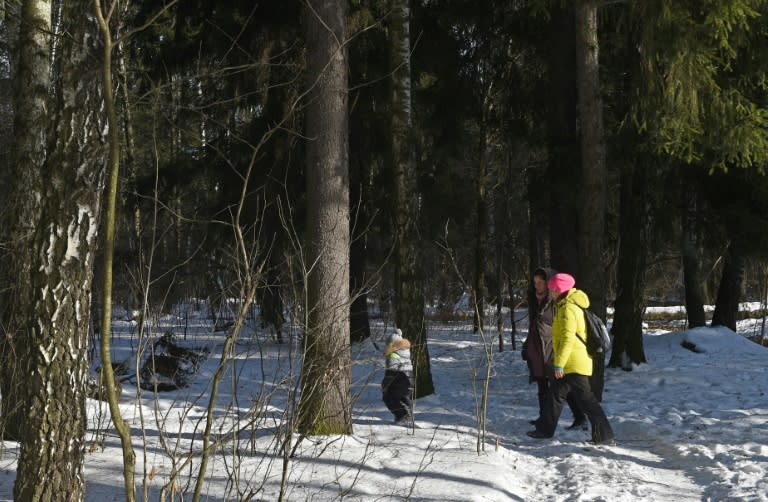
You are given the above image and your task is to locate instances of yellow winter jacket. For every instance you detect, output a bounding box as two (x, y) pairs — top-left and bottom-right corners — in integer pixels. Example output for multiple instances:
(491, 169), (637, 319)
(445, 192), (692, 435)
(551, 288), (593, 376)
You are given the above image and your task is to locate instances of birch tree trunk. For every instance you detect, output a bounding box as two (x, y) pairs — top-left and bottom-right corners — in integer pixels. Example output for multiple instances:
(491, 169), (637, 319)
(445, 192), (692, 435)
(390, 0), (433, 397)
(13, 0), (106, 499)
(298, 0), (353, 435)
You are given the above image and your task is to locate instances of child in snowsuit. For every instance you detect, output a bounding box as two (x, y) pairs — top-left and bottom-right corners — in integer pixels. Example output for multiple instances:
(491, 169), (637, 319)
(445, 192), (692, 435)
(381, 329), (414, 424)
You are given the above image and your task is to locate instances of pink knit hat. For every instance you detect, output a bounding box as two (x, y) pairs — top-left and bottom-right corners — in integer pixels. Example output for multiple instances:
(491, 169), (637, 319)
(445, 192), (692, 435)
(547, 273), (575, 294)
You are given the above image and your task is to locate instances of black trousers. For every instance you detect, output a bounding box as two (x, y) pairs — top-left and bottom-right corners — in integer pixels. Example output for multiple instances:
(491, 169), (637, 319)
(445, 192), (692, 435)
(590, 353), (606, 402)
(382, 369), (413, 420)
(535, 378), (584, 423)
(539, 373), (614, 443)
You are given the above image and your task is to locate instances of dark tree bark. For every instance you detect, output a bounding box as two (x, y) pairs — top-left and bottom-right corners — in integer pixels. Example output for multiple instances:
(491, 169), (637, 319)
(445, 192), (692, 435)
(711, 240), (744, 331)
(348, 3), (383, 345)
(350, 156), (372, 343)
(0, 0), (49, 442)
(546, 2), (580, 275)
(259, 258), (285, 343)
(257, 124), (287, 346)
(13, 0), (106, 499)
(298, 0), (353, 435)
(609, 158), (648, 368)
(575, 0), (607, 316)
(256, 26), (302, 346)
(608, 15), (649, 369)
(390, 0), (433, 397)
(494, 169), (511, 352)
(526, 155), (549, 351)
(527, 166), (549, 275)
(473, 125), (489, 334)
(682, 173), (707, 328)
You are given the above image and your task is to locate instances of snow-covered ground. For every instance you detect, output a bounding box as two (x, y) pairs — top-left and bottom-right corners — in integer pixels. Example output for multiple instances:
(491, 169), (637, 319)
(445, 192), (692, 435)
(0, 304), (766, 501)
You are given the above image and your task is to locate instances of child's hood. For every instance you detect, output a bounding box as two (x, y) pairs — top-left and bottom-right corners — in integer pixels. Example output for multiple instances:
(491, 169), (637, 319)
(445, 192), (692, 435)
(385, 338), (411, 356)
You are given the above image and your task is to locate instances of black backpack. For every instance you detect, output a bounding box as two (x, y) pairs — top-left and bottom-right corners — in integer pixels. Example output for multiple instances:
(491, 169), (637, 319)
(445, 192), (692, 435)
(577, 308), (612, 356)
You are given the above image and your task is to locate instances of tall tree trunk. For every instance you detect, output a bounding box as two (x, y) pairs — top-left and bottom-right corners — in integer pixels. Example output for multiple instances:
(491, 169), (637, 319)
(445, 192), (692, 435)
(682, 172), (707, 327)
(494, 167), (510, 352)
(609, 16), (649, 369)
(573, 0), (609, 402)
(527, 159), (549, 348)
(547, 2), (580, 275)
(259, 253), (285, 342)
(0, 0), (49, 442)
(575, 0), (607, 316)
(14, 0), (106, 499)
(350, 155), (372, 343)
(473, 125), (489, 334)
(298, 0), (353, 435)
(390, 0), (433, 398)
(527, 165), (549, 274)
(347, 12), (377, 345)
(711, 240), (744, 331)
(257, 36), (292, 345)
(610, 157), (648, 368)
(116, 37), (142, 311)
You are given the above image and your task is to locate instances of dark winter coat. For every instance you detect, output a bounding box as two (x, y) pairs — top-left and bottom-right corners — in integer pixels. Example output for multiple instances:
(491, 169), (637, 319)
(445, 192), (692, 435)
(524, 268), (556, 382)
(525, 294), (555, 381)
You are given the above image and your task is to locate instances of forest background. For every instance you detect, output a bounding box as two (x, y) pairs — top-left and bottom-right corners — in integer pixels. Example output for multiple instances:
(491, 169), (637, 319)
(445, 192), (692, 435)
(0, 0), (767, 501)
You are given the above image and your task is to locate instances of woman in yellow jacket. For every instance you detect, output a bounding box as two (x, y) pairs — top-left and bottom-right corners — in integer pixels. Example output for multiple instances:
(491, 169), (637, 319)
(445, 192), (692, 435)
(526, 273), (615, 445)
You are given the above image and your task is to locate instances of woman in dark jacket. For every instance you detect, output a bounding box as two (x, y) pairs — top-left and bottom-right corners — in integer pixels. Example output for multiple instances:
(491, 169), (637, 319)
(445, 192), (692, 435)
(523, 267), (555, 424)
(524, 267), (585, 429)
